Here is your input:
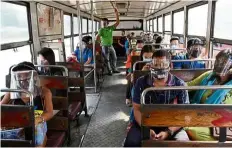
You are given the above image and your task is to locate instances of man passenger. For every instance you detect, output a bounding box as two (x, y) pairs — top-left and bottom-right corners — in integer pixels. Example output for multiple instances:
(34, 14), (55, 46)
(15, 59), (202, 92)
(96, 6), (120, 75)
(124, 50), (190, 147)
(173, 38), (205, 69)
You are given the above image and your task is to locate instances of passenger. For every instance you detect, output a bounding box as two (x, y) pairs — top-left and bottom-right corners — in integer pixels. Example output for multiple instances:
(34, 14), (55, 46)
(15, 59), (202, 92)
(124, 34), (131, 56)
(74, 36), (94, 65)
(96, 5), (120, 75)
(173, 38), (205, 69)
(153, 33), (159, 42)
(1, 62), (53, 147)
(124, 50), (190, 147)
(169, 36), (181, 68)
(140, 32), (145, 39)
(125, 45), (154, 106)
(154, 36), (163, 49)
(37, 47), (63, 76)
(136, 40), (144, 49)
(118, 30), (127, 55)
(185, 49), (232, 141)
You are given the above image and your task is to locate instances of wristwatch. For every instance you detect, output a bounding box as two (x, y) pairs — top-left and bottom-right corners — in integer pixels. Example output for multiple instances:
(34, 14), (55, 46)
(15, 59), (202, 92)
(165, 128), (174, 137)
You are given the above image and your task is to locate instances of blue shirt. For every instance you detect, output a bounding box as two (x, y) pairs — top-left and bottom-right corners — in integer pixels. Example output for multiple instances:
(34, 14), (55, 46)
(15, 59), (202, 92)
(74, 47), (93, 64)
(133, 74), (190, 105)
(125, 40), (129, 53)
(172, 54), (205, 69)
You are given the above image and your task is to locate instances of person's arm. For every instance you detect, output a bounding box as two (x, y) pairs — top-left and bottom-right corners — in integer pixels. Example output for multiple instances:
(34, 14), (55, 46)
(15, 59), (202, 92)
(118, 39), (124, 47)
(0, 92), (10, 105)
(85, 49), (93, 65)
(187, 70), (211, 86)
(112, 7), (120, 28)
(35, 87), (53, 126)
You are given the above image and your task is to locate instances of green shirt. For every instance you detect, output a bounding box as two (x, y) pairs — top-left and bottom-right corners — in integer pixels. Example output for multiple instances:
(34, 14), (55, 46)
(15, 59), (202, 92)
(187, 71), (232, 104)
(98, 26), (116, 46)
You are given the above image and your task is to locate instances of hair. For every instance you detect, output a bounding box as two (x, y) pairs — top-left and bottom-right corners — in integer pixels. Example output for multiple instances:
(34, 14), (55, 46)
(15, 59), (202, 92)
(136, 39), (144, 44)
(216, 48), (232, 69)
(152, 50), (171, 63)
(12, 61), (37, 72)
(131, 32), (135, 36)
(154, 36), (163, 49)
(82, 36), (92, 44)
(122, 30), (125, 33)
(170, 36), (179, 43)
(38, 47), (56, 65)
(140, 45), (153, 60)
(153, 33), (159, 39)
(187, 38), (203, 49)
(102, 18), (109, 22)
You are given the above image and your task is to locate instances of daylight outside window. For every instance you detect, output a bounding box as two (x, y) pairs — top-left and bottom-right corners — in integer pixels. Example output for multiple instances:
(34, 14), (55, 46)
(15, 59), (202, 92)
(173, 11), (184, 34)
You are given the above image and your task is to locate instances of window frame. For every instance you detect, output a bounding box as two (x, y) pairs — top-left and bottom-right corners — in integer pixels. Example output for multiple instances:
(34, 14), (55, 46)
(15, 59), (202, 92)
(164, 12), (171, 33)
(157, 16), (163, 33)
(63, 13), (72, 38)
(172, 8), (185, 36)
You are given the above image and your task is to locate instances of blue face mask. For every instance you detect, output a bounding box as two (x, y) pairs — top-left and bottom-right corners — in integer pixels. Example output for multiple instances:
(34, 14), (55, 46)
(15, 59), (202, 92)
(170, 45), (178, 49)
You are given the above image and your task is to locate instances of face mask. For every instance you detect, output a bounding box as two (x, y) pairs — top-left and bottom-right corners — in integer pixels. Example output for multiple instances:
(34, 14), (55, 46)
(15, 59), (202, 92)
(143, 57), (152, 62)
(170, 45), (177, 49)
(150, 68), (169, 80)
(81, 44), (86, 49)
(188, 46), (202, 58)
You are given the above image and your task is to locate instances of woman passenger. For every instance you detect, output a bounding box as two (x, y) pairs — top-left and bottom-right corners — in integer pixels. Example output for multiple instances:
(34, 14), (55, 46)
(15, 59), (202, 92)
(37, 47), (63, 76)
(185, 49), (232, 141)
(1, 62), (53, 147)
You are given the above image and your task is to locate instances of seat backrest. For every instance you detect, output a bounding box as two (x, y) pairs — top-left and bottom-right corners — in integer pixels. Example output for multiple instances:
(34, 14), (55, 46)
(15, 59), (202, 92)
(1, 105), (35, 146)
(133, 69), (210, 85)
(56, 62), (83, 72)
(131, 56), (141, 71)
(39, 75), (68, 131)
(141, 104), (232, 147)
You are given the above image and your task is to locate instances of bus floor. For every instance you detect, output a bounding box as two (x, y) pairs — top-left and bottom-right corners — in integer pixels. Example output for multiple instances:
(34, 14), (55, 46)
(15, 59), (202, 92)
(69, 60), (130, 147)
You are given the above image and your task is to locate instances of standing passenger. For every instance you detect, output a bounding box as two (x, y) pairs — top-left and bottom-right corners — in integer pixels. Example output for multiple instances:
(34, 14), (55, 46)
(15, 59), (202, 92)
(96, 6), (120, 75)
(118, 30), (127, 55)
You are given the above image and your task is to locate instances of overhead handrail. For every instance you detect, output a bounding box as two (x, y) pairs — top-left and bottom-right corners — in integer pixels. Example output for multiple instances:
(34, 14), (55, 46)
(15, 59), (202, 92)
(1, 89), (34, 106)
(35, 65), (69, 76)
(141, 85), (232, 105)
(133, 59), (215, 71)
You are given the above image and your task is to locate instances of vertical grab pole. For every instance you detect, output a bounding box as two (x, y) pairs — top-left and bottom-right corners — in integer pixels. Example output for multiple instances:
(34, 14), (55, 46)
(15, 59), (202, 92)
(91, 0), (97, 93)
(77, 1), (83, 64)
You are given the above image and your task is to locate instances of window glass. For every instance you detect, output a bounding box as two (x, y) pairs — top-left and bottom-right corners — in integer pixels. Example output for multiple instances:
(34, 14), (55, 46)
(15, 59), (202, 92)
(82, 18), (87, 33)
(52, 49), (60, 62)
(214, 0), (232, 40)
(146, 21), (149, 31)
(149, 20), (153, 32)
(164, 14), (171, 31)
(74, 36), (80, 49)
(158, 17), (163, 32)
(93, 21), (96, 32)
(173, 11), (184, 34)
(96, 22), (99, 31)
(188, 4), (208, 36)
(73, 17), (79, 34)
(88, 19), (92, 33)
(1, 2), (29, 44)
(164, 34), (171, 44)
(64, 38), (71, 58)
(0, 45), (31, 89)
(153, 18), (157, 32)
(64, 14), (71, 36)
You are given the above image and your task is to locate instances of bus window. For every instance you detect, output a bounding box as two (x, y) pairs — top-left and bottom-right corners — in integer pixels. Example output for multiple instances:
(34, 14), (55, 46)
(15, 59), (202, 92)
(73, 17), (79, 34)
(82, 18), (87, 33)
(93, 21), (96, 32)
(64, 38), (72, 58)
(173, 10), (184, 35)
(213, 43), (232, 58)
(158, 16), (163, 33)
(214, 0), (232, 40)
(1, 2), (29, 44)
(146, 20), (149, 31)
(188, 4), (208, 36)
(74, 36), (80, 49)
(88, 19), (92, 33)
(149, 19), (153, 32)
(153, 18), (157, 32)
(164, 14), (171, 32)
(96, 22), (99, 31)
(63, 14), (71, 36)
(0, 45), (31, 89)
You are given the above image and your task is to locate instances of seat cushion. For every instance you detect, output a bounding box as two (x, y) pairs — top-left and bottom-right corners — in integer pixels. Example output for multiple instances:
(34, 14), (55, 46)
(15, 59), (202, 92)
(46, 130), (65, 147)
(68, 101), (82, 120)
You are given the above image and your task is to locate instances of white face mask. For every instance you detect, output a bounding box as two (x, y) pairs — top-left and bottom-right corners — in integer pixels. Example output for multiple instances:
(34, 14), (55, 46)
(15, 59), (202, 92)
(143, 57), (152, 62)
(170, 45), (178, 49)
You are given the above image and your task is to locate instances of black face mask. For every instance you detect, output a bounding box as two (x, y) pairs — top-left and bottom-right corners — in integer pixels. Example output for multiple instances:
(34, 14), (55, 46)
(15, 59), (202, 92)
(151, 68), (169, 80)
(190, 48), (201, 58)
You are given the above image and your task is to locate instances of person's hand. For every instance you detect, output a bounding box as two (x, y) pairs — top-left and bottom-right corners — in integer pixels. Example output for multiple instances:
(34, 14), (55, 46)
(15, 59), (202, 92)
(150, 129), (157, 140)
(35, 117), (41, 126)
(142, 63), (151, 71)
(155, 131), (169, 140)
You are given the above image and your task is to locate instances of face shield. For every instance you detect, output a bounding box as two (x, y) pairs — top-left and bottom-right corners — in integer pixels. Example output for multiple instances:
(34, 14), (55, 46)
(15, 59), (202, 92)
(150, 58), (170, 80)
(188, 45), (202, 58)
(213, 56), (232, 76)
(10, 70), (40, 100)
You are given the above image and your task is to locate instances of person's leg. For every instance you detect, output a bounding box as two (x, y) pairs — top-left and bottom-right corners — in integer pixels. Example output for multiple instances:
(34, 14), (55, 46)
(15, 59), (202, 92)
(124, 123), (141, 147)
(109, 45), (119, 73)
(126, 80), (132, 106)
(102, 46), (112, 75)
(173, 129), (190, 141)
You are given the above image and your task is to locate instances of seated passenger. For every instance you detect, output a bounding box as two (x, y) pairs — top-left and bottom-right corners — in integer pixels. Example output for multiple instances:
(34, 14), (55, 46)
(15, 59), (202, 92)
(154, 36), (163, 49)
(185, 49), (232, 141)
(124, 50), (190, 147)
(136, 39), (144, 49)
(37, 47), (63, 76)
(153, 33), (159, 42)
(1, 62), (53, 147)
(126, 45), (154, 106)
(174, 38), (205, 69)
(74, 36), (94, 65)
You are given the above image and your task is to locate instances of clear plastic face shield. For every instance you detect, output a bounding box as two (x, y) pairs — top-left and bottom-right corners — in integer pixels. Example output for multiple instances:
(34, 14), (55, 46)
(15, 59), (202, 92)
(150, 58), (170, 80)
(142, 52), (153, 62)
(188, 45), (202, 58)
(37, 55), (49, 72)
(213, 56), (232, 76)
(10, 70), (40, 101)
